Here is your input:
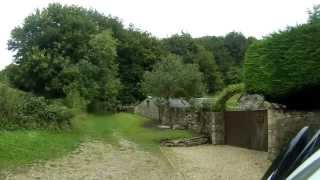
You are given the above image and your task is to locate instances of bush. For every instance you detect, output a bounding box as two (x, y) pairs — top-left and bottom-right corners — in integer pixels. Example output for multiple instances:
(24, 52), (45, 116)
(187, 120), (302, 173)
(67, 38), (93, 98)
(0, 83), (73, 130)
(244, 21), (320, 109)
(64, 89), (88, 112)
(87, 99), (120, 113)
(213, 84), (244, 111)
(0, 83), (25, 129)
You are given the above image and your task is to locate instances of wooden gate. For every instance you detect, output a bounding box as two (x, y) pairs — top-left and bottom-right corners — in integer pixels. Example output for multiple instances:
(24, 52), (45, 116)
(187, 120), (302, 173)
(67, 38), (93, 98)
(224, 110), (268, 151)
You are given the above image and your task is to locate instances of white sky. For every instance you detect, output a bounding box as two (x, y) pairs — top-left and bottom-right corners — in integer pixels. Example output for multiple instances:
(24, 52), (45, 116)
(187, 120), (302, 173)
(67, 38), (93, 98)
(0, 0), (319, 69)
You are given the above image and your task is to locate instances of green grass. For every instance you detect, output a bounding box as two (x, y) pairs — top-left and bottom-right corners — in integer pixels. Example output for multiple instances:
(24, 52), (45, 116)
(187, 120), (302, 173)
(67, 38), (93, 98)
(81, 113), (194, 151)
(0, 130), (80, 170)
(0, 113), (193, 170)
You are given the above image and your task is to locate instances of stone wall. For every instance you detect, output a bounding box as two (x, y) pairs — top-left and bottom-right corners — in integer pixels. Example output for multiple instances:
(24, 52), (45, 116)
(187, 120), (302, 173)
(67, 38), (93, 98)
(135, 99), (225, 144)
(211, 112), (225, 145)
(134, 99), (160, 121)
(268, 109), (320, 159)
(136, 98), (320, 159)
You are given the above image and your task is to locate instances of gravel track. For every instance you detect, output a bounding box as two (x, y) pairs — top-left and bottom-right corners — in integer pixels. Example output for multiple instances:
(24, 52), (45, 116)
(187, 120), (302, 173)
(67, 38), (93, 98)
(3, 140), (182, 180)
(162, 145), (271, 180)
(3, 141), (270, 180)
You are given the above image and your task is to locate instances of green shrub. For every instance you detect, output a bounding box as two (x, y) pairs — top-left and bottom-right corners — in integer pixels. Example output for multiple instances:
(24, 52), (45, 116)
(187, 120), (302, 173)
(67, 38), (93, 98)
(213, 84), (244, 111)
(244, 21), (320, 109)
(45, 105), (73, 129)
(0, 83), (73, 130)
(87, 99), (119, 113)
(64, 89), (88, 112)
(0, 83), (25, 129)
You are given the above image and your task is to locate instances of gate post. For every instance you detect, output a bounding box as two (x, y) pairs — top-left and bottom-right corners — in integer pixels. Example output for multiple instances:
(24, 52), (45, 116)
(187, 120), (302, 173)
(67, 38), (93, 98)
(211, 112), (225, 145)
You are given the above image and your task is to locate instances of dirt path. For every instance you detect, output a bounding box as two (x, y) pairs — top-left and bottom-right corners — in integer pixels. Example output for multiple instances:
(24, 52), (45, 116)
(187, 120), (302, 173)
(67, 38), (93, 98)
(3, 139), (271, 180)
(4, 140), (182, 180)
(161, 145), (271, 180)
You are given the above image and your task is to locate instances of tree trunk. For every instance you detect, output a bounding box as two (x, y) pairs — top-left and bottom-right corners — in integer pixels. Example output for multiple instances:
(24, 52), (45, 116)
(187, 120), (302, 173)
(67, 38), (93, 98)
(166, 98), (173, 129)
(158, 105), (163, 124)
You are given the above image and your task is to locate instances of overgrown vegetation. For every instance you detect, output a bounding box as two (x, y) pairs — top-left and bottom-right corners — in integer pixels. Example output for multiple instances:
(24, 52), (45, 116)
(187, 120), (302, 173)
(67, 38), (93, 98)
(212, 84), (244, 111)
(244, 6), (320, 109)
(0, 113), (193, 170)
(0, 83), (73, 130)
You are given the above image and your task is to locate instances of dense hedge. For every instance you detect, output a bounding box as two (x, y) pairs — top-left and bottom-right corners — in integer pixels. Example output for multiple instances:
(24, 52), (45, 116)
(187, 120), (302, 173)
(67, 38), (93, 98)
(244, 22), (320, 109)
(0, 83), (73, 130)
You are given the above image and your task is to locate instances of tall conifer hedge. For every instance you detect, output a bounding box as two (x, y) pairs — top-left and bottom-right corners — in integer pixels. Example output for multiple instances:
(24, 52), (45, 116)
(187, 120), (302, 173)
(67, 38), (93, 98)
(244, 22), (320, 109)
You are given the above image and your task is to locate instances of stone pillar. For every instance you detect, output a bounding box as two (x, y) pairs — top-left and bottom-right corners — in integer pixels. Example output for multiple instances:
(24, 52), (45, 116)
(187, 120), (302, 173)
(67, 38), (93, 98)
(211, 112), (225, 145)
(267, 109), (281, 160)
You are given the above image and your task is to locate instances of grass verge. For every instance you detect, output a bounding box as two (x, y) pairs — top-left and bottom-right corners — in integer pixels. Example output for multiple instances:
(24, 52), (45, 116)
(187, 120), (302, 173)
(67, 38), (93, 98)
(0, 113), (193, 170)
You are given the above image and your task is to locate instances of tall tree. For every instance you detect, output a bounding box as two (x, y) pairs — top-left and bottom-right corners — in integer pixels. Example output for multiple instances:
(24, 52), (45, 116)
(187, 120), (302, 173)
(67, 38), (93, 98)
(196, 36), (233, 83)
(117, 26), (166, 104)
(141, 54), (205, 126)
(196, 33), (256, 85)
(141, 54), (205, 100)
(8, 4), (121, 110)
(197, 47), (224, 92)
(224, 32), (248, 65)
(162, 33), (224, 93)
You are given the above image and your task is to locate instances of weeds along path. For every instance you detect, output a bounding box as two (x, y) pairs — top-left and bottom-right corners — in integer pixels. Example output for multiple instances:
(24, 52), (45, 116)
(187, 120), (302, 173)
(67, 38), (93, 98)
(4, 139), (183, 180)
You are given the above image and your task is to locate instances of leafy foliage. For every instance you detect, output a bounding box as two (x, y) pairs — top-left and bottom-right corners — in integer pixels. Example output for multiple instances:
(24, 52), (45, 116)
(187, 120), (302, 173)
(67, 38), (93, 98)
(244, 14), (320, 109)
(308, 5), (320, 23)
(6, 3), (259, 110)
(162, 33), (224, 93)
(196, 33), (256, 85)
(8, 4), (121, 110)
(213, 83), (244, 111)
(0, 69), (9, 84)
(117, 27), (166, 104)
(7, 3), (167, 105)
(224, 32), (249, 65)
(0, 83), (73, 130)
(141, 55), (205, 99)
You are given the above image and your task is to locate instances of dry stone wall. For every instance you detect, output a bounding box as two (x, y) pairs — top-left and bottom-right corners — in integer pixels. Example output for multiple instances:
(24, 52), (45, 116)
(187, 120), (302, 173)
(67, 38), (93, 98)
(134, 99), (160, 121)
(135, 98), (320, 159)
(268, 109), (320, 159)
(135, 99), (225, 144)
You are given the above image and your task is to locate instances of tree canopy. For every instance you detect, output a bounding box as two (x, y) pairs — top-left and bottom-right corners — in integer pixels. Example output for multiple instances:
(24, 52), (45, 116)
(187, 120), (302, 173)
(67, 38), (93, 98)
(8, 4), (122, 102)
(195, 33), (256, 85)
(141, 55), (205, 99)
(162, 33), (224, 93)
(117, 27), (166, 104)
(6, 3), (258, 108)
(7, 3), (165, 107)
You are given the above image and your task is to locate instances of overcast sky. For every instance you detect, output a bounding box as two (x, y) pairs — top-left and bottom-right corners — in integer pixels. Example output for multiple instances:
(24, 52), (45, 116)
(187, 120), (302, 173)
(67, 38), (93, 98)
(0, 0), (319, 69)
